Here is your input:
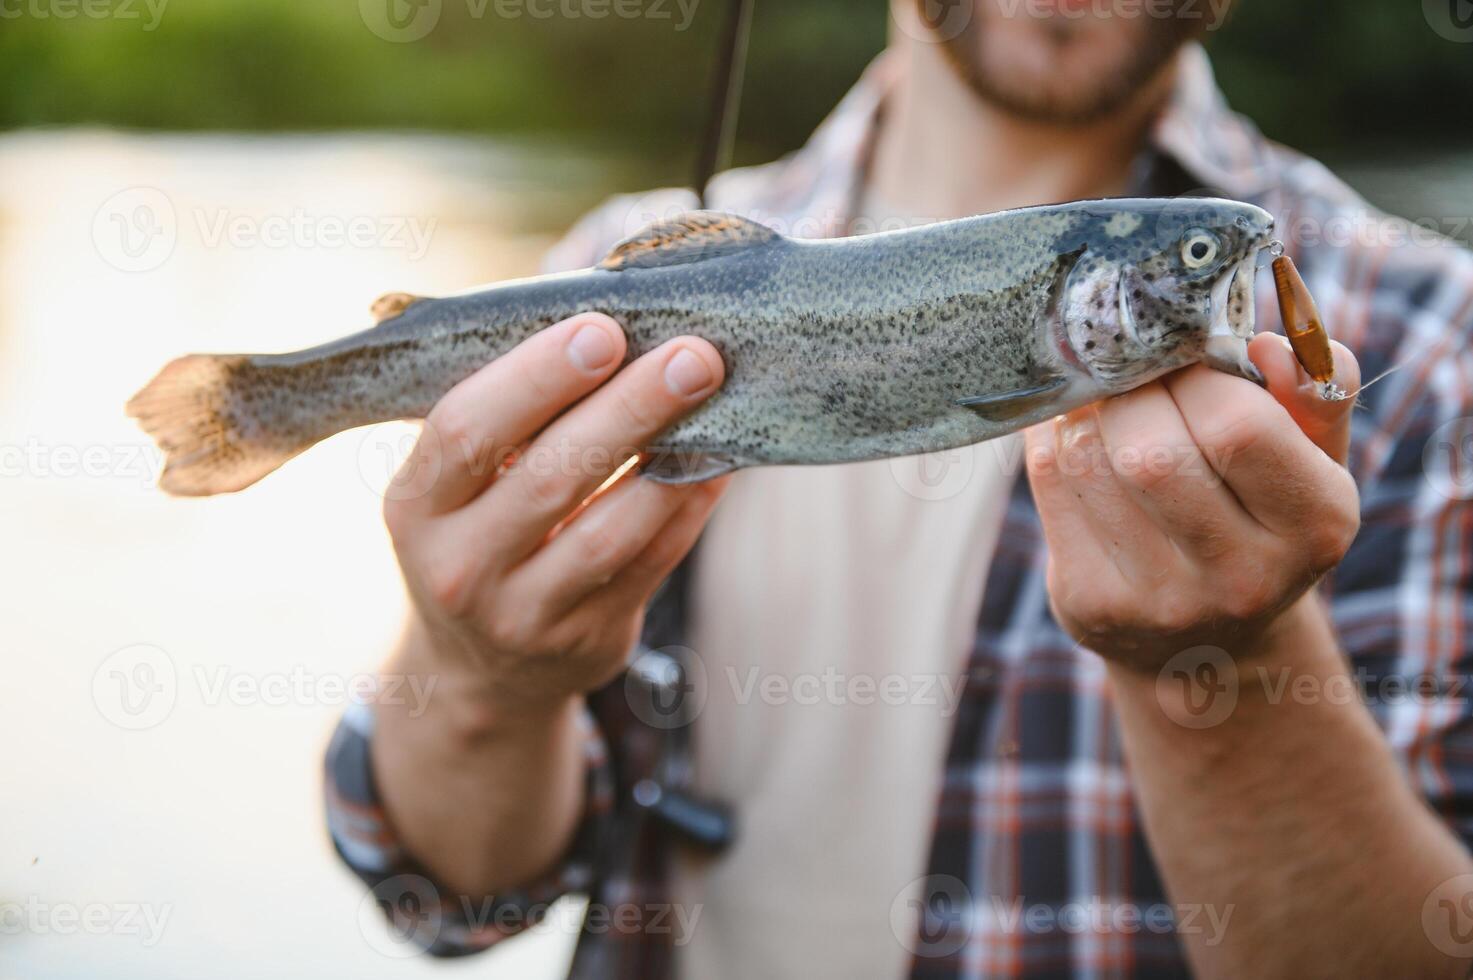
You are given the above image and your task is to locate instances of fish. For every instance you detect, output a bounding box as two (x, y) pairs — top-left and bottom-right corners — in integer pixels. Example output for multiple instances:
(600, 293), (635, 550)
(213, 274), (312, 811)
(127, 197), (1275, 496)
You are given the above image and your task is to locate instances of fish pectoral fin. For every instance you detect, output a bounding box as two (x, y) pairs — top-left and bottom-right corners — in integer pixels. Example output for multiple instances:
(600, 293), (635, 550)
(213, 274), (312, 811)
(641, 449), (740, 485)
(956, 378), (1068, 421)
(599, 212), (781, 272)
(371, 292), (429, 324)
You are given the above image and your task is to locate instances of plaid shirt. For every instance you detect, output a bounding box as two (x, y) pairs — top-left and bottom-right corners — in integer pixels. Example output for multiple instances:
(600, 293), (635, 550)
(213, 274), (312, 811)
(325, 46), (1473, 978)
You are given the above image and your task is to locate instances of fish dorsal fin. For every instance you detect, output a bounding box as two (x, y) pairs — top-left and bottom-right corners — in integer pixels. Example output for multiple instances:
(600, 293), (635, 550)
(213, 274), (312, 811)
(599, 212), (780, 272)
(371, 292), (428, 324)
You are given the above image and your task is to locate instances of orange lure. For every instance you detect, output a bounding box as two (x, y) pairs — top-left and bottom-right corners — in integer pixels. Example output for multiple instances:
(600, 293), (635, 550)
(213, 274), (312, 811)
(1270, 249), (1349, 401)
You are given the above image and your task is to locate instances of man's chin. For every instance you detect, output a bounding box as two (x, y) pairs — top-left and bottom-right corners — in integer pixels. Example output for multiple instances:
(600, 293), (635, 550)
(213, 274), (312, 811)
(945, 55), (1155, 125)
(924, 5), (1205, 125)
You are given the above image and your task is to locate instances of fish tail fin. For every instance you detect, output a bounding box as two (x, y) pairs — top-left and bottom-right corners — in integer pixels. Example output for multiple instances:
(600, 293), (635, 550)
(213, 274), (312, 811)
(127, 354), (302, 497)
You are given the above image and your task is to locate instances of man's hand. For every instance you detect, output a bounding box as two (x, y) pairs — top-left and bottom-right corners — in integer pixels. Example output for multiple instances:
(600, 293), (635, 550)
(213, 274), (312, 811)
(385, 312), (729, 713)
(371, 312), (727, 897)
(1024, 333), (1362, 671)
(1052, 334), (1473, 979)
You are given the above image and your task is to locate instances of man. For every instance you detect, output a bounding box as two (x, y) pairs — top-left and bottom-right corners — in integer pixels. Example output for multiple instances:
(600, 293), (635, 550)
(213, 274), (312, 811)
(324, 1), (1473, 976)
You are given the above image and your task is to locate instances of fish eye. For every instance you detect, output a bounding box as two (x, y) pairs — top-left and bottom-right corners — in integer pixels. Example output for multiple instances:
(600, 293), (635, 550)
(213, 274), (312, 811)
(1180, 229), (1221, 270)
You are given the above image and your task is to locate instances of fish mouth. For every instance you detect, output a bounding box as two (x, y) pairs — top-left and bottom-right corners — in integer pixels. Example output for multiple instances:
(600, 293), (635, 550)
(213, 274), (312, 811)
(1202, 252), (1266, 386)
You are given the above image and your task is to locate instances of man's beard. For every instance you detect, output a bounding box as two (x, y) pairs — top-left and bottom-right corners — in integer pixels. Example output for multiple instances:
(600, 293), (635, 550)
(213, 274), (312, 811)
(917, 0), (1214, 125)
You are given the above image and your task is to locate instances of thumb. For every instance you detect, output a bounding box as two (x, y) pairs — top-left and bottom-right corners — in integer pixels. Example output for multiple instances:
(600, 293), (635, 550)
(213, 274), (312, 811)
(1248, 332), (1360, 466)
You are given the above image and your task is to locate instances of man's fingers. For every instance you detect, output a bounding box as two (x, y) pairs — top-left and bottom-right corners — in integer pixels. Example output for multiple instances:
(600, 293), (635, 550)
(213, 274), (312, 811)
(1163, 359), (1355, 537)
(582, 475), (729, 614)
(1249, 333), (1360, 466)
(1031, 408), (1179, 588)
(508, 473), (710, 616)
(463, 337), (726, 565)
(1025, 421), (1113, 567)
(403, 313), (629, 517)
(1094, 379), (1263, 559)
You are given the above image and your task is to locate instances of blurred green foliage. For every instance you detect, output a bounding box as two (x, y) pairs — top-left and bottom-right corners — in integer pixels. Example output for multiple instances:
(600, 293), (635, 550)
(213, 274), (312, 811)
(1, 0), (1468, 165)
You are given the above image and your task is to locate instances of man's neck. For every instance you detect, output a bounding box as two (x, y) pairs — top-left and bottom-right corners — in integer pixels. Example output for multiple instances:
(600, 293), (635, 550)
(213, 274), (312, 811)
(868, 31), (1178, 221)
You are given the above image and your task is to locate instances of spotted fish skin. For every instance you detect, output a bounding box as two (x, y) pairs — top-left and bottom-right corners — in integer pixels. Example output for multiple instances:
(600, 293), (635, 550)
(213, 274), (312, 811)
(127, 198), (1274, 496)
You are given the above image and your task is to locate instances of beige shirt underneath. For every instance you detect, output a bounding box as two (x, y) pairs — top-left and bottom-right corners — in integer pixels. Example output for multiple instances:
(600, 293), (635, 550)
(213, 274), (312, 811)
(671, 435), (1019, 979)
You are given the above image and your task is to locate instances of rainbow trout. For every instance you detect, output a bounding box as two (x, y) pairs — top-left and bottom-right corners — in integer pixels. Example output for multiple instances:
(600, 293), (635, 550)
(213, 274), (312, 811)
(129, 198), (1274, 496)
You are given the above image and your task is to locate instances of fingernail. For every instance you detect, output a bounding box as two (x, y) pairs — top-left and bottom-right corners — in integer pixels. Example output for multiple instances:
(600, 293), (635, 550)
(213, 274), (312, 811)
(665, 349), (714, 396)
(568, 322), (617, 372)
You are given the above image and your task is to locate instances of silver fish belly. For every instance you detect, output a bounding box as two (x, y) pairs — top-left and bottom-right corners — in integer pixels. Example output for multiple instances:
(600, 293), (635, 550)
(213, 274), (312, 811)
(127, 199), (1275, 496)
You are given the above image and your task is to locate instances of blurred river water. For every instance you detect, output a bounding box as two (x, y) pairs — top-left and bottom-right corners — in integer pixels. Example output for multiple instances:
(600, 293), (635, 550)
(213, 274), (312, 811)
(0, 129), (1467, 979)
(0, 130), (625, 980)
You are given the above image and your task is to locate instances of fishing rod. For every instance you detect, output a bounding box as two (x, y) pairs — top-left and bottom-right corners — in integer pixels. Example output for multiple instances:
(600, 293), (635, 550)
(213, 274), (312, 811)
(693, 0), (755, 207)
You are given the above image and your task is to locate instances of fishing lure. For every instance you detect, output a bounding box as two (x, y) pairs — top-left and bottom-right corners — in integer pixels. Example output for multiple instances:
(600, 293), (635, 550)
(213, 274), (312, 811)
(1269, 244), (1349, 401)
